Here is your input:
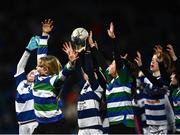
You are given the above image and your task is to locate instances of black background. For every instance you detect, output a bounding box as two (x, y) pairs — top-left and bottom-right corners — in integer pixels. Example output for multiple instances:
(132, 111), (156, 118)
(0, 0), (179, 133)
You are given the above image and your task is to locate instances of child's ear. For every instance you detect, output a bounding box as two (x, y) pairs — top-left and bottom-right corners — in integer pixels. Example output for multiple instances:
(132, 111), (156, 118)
(44, 67), (49, 75)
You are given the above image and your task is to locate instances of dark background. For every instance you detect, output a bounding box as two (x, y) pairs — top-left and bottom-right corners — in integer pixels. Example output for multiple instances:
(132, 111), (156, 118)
(0, 0), (180, 133)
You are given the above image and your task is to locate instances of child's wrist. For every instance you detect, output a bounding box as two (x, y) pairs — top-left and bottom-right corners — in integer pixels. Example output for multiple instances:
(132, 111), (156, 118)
(90, 43), (95, 48)
(67, 61), (75, 69)
(69, 60), (75, 66)
(110, 35), (115, 39)
(172, 56), (177, 61)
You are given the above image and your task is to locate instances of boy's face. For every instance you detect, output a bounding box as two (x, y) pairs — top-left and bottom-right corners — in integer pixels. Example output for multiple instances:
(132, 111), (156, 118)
(170, 73), (178, 85)
(27, 69), (36, 82)
(36, 60), (48, 76)
(109, 60), (117, 77)
(150, 55), (159, 72)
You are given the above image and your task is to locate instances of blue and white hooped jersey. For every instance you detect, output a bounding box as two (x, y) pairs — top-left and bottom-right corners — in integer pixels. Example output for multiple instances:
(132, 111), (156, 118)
(15, 72), (36, 124)
(77, 82), (104, 130)
(133, 77), (147, 127)
(101, 113), (109, 134)
(143, 77), (167, 126)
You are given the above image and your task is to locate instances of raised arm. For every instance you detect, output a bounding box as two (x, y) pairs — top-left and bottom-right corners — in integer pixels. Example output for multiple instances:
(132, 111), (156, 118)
(59, 42), (78, 80)
(83, 42), (99, 90)
(134, 51), (169, 96)
(167, 44), (177, 62)
(62, 41), (79, 66)
(15, 37), (38, 76)
(154, 45), (171, 85)
(166, 44), (179, 83)
(167, 44), (179, 73)
(107, 22), (123, 70)
(108, 22), (134, 85)
(37, 19), (53, 60)
(134, 51), (164, 87)
(88, 31), (108, 73)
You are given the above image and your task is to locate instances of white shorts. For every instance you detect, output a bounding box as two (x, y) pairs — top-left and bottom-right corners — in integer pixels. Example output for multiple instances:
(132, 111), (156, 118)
(143, 127), (149, 135)
(78, 129), (103, 135)
(147, 125), (167, 135)
(19, 121), (38, 135)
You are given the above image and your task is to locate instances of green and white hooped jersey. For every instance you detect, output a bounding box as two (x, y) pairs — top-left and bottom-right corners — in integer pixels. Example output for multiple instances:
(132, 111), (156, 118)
(33, 62), (73, 123)
(105, 67), (135, 127)
(172, 87), (180, 132)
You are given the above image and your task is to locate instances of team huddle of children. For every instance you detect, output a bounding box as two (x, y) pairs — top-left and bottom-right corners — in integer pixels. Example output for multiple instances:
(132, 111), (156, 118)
(14, 19), (179, 135)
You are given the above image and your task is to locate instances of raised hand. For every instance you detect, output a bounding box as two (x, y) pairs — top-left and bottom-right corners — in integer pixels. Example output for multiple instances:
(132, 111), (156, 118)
(94, 41), (98, 49)
(62, 42), (79, 64)
(153, 45), (163, 62)
(88, 31), (95, 47)
(62, 42), (73, 55)
(41, 19), (54, 35)
(120, 53), (128, 59)
(107, 22), (115, 39)
(134, 51), (142, 67)
(166, 44), (177, 61)
(88, 31), (98, 49)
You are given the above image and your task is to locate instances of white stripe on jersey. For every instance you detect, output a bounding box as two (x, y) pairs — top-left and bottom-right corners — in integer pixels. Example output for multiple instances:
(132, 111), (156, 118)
(94, 85), (103, 98)
(175, 115), (180, 119)
(137, 99), (145, 108)
(107, 101), (132, 108)
(33, 90), (56, 98)
(14, 70), (25, 78)
(35, 109), (62, 118)
(106, 86), (131, 95)
(173, 101), (180, 106)
(17, 80), (31, 95)
(108, 114), (134, 122)
(15, 99), (34, 113)
(49, 75), (57, 86)
(36, 75), (57, 86)
(58, 71), (66, 81)
(80, 83), (103, 98)
(146, 120), (167, 125)
(37, 54), (47, 60)
(66, 62), (72, 69)
(78, 116), (102, 128)
(144, 78), (153, 88)
(146, 109), (166, 116)
(123, 114), (134, 120)
(78, 129), (103, 135)
(39, 39), (48, 45)
(145, 99), (165, 106)
(102, 118), (109, 128)
(77, 99), (100, 111)
(141, 113), (146, 121)
(132, 99), (138, 107)
(80, 85), (91, 94)
(133, 98), (145, 107)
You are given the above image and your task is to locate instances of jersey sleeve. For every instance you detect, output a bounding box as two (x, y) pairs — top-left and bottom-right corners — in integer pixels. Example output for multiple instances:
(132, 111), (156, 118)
(14, 72), (26, 88)
(37, 35), (49, 60)
(14, 51), (31, 77)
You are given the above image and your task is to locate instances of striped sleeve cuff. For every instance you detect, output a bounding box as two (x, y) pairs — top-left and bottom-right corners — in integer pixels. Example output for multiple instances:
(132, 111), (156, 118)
(65, 62), (75, 70)
(38, 35), (49, 45)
